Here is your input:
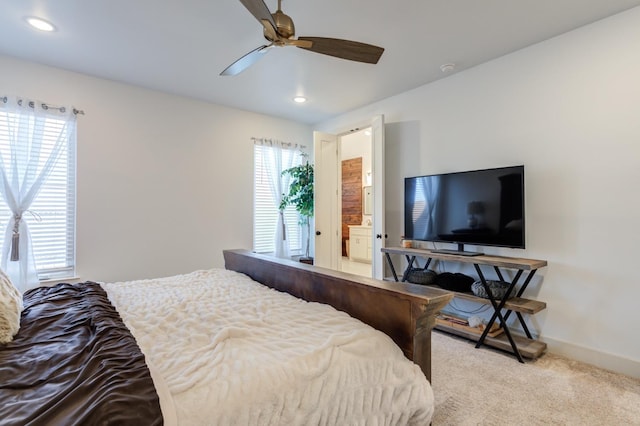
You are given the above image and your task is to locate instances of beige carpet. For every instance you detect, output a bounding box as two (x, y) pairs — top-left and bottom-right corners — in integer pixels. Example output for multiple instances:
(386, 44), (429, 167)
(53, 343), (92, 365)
(430, 331), (640, 425)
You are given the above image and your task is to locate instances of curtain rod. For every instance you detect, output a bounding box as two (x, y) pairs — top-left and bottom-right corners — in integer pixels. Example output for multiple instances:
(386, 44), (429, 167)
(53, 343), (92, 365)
(252, 137), (307, 150)
(1, 96), (85, 115)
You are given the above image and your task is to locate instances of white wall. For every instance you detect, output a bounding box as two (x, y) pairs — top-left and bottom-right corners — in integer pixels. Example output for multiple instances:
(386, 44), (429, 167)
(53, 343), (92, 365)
(1, 54), (311, 283)
(341, 129), (372, 186)
(341, 129), (373, 225)
(316, 7), (640, 377)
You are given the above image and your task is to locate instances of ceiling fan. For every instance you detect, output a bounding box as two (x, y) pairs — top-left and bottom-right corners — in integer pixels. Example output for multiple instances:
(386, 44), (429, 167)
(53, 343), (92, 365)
(220, 0), (385, 76)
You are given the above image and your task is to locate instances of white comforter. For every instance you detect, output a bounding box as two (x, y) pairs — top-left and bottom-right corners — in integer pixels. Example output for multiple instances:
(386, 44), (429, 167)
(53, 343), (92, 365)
(102, 268), (433, 425)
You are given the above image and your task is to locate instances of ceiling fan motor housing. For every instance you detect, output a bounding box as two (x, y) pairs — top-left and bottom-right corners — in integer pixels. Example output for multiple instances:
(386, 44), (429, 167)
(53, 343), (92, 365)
(266, 10), (295, 40)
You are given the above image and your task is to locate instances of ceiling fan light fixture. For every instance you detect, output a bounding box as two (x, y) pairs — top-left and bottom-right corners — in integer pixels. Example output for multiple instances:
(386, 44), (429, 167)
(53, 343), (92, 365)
(25, 17), (56, 32)
(293, 96), (307, 103)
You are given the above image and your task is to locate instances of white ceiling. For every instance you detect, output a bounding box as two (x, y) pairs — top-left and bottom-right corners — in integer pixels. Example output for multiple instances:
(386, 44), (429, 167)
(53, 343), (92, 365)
(1, 1), (639, 124)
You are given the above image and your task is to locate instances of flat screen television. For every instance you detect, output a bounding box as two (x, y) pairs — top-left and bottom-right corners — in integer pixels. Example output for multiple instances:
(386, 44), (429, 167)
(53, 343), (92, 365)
(404, 165), (525, 256)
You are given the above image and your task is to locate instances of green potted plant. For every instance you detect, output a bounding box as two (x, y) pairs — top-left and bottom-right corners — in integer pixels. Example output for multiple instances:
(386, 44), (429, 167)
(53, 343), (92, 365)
(279, 154), (314, 262)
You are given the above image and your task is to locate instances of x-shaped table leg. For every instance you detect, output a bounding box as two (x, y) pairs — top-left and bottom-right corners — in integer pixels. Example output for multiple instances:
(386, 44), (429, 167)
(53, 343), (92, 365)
(473, 264), (524, 363)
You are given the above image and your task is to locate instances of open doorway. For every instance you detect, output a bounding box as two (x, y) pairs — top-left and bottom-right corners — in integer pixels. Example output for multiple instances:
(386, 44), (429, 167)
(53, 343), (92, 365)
(314, 115), (385, 279)
(340, 128), (372, 278)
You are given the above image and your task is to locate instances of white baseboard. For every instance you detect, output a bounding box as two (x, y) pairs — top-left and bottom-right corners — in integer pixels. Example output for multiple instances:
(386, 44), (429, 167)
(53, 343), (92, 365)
(543, 336), (640, 379)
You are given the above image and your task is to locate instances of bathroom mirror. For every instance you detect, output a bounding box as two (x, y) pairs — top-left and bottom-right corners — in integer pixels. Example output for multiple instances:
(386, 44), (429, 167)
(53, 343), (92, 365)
(363, 186), (372, 215)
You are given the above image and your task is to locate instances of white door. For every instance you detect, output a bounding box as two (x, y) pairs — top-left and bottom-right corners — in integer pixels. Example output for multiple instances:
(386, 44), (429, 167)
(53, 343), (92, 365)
(313, 131), (338, 269)
(371, 115), (385, 279)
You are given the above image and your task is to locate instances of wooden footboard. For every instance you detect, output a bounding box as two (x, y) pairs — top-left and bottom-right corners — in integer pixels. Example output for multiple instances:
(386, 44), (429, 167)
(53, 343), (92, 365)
(223, 249), (452, 382)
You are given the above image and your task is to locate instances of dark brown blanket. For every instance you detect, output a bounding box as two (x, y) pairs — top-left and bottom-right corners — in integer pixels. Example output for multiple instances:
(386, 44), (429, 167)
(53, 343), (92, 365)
(0, 282), (163, 425)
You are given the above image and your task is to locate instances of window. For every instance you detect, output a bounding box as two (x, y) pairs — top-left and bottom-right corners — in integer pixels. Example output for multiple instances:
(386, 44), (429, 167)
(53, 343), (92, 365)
(0, 101), (76, 281)
(253, 142), (303, 255)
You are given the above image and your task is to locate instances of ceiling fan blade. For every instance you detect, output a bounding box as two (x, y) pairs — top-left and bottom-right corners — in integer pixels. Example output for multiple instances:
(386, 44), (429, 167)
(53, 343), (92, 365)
(220, 45), (271, 76)
(297, 37), (384, 64)
(238, 0), (277, 31)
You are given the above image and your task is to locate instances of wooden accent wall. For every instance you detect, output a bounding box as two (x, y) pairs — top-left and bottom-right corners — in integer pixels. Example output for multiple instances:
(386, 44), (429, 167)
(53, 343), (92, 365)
(342, 157), (363, 257)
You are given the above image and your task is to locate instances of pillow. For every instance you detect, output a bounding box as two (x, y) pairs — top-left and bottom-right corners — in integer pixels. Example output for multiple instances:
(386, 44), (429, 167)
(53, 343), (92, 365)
(0, 269), (22, 344)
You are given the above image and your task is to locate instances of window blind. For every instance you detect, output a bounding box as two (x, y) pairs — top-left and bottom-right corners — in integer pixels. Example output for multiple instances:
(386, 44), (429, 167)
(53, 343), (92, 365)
(253, 144), (302, 254)
(0, 112), (76, 280)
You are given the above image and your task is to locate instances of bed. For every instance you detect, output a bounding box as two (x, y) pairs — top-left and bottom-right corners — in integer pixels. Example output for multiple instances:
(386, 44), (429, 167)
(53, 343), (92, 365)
(0, 249), (452, 425)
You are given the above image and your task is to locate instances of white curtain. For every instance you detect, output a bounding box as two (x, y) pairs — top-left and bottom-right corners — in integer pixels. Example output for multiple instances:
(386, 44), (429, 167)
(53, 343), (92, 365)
(0, 97), (75, 291)
(253, 138), (302, 258)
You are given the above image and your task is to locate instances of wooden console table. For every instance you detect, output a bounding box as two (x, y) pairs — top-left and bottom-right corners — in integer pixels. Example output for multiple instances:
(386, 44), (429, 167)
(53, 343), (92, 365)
(382, 246), (547, 362)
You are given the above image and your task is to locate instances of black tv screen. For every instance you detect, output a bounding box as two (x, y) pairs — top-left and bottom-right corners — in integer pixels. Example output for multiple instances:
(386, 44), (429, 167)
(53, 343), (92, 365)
(404, 165), (525, 252)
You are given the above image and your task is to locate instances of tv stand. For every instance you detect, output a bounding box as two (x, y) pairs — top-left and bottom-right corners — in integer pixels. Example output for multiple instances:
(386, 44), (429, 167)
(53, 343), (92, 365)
(381, 246), (547, 362)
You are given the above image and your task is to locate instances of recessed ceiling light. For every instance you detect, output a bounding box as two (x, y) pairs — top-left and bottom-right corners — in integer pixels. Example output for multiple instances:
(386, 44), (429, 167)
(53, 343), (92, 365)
(293, 96), (307, 103)
(25, 17), (56, 32)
